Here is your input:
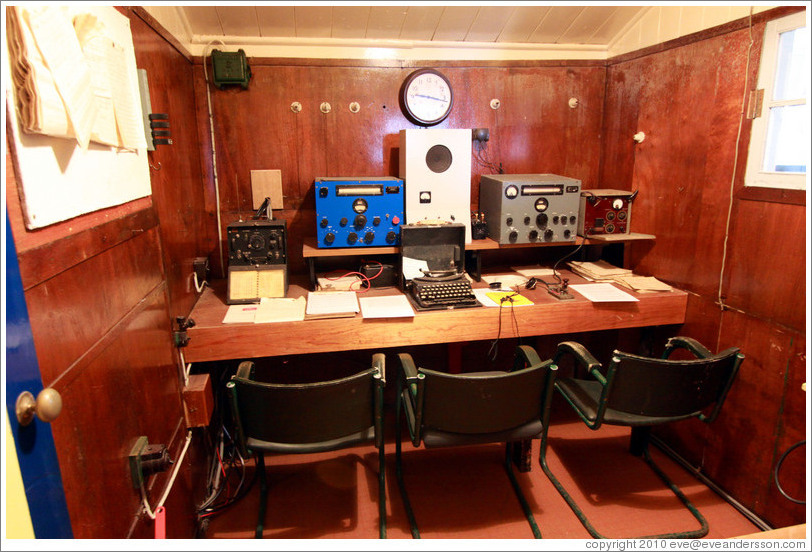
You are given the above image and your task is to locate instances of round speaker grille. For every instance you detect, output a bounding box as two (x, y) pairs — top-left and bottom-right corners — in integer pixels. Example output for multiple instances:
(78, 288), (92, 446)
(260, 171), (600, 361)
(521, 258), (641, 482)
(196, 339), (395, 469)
(425, 144), (453, 173)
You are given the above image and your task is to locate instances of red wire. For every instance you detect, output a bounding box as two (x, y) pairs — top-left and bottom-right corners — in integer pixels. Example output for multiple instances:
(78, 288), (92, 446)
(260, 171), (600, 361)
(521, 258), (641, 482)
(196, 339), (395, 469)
(323, 261), (384, 292)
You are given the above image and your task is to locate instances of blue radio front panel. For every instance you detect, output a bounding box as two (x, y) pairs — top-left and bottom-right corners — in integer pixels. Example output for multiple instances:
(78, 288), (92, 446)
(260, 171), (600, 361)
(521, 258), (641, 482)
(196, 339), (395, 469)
(315, 177), (405, 248)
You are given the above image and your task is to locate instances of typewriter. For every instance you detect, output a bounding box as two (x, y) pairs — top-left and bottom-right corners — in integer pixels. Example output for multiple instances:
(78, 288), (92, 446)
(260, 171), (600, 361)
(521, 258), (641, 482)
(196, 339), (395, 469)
(410, 271), (479, 310)
(400, 223), (482, 312)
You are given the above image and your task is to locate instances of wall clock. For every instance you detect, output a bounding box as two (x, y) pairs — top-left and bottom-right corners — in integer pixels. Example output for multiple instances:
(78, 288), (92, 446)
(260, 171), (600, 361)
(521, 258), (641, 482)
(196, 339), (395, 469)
(400, 68), (454, 126)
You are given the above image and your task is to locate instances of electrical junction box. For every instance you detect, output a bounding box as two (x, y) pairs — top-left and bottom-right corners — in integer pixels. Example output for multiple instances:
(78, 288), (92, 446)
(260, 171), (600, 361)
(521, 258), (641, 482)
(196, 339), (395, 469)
(211, 49), (251, 89)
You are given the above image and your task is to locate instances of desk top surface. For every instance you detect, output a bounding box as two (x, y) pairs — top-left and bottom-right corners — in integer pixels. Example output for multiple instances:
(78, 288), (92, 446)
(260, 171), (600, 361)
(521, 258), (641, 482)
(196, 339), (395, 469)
(183, 270), (687, 363)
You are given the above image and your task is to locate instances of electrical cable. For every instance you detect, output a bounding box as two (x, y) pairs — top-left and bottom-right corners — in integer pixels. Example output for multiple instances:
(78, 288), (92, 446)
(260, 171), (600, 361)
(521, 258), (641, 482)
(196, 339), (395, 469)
(139, 430), (193, 520)
(773, 440), (805, 504)
(717, 8), (755, 313)
(203, 40), (227, 278)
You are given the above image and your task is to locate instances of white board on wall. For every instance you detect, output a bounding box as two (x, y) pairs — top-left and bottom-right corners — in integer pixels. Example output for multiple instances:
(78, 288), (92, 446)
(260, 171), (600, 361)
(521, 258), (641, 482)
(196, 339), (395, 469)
(3, 6), (151, 230)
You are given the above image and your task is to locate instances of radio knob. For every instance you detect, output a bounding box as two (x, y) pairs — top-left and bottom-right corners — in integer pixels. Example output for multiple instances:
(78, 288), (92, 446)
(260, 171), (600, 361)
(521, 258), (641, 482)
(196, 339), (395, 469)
(508, 230), (518, 243)
(340, 217), (348, 227)
(536, 213), (548, 227)
(606, 211), (615, 221)
(506, 216), (513, 226)
(320, 218), (329, 228)
(570, 215), (577, 225)
(354, 215), (367, 229)
(553, 215), (560, 224)
(392, 216), (400, 225)
(372, 216), (381, 226)
(605, 224), (615, 233)
(386, 231), (397, 243)
(528, 230), (538, 241)
(563, 229), (571, 239)
(524, 216), (531, 226)
(544, 229), (554, 241)
(364, 232), (375, 244)
(347, 232), (358, 244)
(617, 211), (627, 221)
(324, 233), (335, 245)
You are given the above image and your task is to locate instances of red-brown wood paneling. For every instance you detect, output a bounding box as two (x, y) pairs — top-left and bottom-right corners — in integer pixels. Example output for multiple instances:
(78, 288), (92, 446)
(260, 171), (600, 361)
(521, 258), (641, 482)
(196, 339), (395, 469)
(193, 61), (607, 280)
(603, 9), (807, 528)
(128, 9), (214, 319)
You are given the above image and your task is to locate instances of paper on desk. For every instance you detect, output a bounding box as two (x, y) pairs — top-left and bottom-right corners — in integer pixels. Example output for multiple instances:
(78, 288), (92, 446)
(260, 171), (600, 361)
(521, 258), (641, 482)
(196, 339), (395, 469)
(305, 291), (360, 316)
(511, 265), (555, 278)
(402, 256), (429, 280)
(569, 283), (639, 302)
(481, 273), (528, 289)
(254, 296), (306, 323)
(222, 304), (259, 323)
(359, 295), (415, 319)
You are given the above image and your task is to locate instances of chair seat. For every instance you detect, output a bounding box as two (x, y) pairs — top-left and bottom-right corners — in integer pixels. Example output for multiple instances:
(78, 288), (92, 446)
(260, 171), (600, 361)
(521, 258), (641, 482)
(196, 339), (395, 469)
(422, 419), (544, 448)
(557, 378), (699, 426)
(247, 426), (376, 454)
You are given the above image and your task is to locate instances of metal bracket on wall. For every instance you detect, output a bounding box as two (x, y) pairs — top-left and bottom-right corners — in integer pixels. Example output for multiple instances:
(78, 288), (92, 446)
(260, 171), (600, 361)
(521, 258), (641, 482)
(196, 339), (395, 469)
(173, 316), (195, 348)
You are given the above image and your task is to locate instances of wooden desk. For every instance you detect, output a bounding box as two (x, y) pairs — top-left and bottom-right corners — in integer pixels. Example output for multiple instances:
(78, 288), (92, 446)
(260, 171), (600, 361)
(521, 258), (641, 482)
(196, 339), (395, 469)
(182, 271), (687, 363)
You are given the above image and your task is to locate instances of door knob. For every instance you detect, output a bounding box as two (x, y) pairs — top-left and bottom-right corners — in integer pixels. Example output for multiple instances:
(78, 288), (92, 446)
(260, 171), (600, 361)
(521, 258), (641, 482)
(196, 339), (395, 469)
(16, 388), (63, 426)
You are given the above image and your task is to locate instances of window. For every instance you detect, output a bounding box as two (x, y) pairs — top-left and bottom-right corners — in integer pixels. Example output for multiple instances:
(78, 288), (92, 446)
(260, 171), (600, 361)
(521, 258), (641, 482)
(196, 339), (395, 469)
(744, 11), (808, 190)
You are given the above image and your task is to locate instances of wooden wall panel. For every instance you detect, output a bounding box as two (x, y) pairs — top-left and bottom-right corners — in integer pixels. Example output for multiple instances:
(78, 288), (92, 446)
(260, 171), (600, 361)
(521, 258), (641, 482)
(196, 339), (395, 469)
(194, 62), (607, 279)
(128, 10), (214, 319)
(604, 12), (807, 528)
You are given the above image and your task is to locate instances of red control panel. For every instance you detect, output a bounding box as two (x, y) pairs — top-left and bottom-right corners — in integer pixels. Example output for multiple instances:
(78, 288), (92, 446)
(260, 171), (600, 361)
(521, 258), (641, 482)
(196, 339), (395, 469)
(578, 189), (636, 236)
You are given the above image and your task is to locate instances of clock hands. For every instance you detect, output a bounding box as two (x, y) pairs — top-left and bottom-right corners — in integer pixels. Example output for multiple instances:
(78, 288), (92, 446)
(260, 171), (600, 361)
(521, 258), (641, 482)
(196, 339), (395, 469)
(410, 93), (448, 102)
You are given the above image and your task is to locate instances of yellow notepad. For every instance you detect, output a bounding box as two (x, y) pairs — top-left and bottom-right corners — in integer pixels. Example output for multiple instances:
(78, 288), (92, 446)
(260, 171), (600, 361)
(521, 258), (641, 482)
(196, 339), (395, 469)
(485, 292), (534, 307)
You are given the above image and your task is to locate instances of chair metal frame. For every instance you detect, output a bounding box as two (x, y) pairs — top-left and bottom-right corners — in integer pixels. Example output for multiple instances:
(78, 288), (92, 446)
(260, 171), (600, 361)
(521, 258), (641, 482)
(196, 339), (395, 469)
(539, 336), (744, 539)
(395, 345), (557, 539)
(227, 354), (387, 539)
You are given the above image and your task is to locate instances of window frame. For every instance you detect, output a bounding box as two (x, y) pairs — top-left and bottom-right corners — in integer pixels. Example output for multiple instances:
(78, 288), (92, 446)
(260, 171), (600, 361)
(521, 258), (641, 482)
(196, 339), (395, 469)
(744, 10), (808, 191)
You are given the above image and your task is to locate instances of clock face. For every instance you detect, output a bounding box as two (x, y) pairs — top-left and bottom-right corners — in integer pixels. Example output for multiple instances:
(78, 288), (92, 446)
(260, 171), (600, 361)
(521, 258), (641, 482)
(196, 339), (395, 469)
(401, 69), (453, 126)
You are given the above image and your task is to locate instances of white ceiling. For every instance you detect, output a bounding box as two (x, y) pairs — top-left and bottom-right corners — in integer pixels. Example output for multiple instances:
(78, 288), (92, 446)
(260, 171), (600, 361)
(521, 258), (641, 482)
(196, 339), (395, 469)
(179, 5), (646, 46)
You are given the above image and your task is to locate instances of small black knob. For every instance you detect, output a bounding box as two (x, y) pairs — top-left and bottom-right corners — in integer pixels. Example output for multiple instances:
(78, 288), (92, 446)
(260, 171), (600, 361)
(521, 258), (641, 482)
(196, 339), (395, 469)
(324, 233), (335, 245)
(364, 232), (375, 244)
(347, 232), (358, 244)
(319, 187), (328, 198)
(386, 231), (397, 243)
(524, 216), (531, 226)
(320, 218), (328, 228)
(508, 230), (518, 243)
(372, 216), (381, 226)
(354, 215), (366, 229)
(563, 229), (571, 239)
(570, 215), (577, 225)
(553, 215), (560, 224)
(544, 229), (554, 241)
(506, 216), (513, 226)
(340, 217), (348, 227)
(528, 230), (538, 241)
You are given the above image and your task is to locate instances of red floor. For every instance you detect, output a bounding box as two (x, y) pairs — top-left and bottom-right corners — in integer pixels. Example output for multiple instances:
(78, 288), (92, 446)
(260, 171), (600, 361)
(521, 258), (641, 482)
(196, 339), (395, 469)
(203, 409), (764, 541)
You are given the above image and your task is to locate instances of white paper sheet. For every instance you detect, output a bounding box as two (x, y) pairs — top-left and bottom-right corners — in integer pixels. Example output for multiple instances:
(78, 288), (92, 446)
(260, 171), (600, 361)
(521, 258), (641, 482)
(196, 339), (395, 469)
(359, 295), (415, 319)
(222, 304), (259, 324)
(402, 256), (430, 280)
(305, 291), (360, 316)
(569, 283), (639, 302)
(254, 297), (306, 323)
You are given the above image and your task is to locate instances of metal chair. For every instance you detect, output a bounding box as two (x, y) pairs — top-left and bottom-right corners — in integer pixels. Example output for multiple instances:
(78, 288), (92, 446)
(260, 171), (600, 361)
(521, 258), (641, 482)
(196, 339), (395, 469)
(540, 336), (744, 539)
(395, 345), (558, 538)
(227, 354), (387, 538)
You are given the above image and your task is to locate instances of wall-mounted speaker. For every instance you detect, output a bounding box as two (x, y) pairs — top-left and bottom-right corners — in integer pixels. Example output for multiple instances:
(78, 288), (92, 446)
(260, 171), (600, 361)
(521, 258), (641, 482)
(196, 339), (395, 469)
(399, 128), (472, 243)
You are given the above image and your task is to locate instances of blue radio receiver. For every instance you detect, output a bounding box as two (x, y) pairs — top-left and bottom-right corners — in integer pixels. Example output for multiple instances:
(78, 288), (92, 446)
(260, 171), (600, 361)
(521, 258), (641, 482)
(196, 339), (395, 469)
(315, 177), (405, 248)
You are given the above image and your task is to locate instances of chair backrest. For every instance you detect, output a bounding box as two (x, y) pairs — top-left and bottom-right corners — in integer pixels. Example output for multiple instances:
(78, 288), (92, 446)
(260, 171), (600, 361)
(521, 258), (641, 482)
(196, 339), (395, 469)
(417, 363), (552, 434)
(229, 363), (380, 445)
(605, 347), (742, 419)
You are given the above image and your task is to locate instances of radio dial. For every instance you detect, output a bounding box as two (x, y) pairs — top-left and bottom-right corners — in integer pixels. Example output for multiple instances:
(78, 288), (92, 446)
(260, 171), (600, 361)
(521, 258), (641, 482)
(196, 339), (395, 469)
(536, 213), (548, 227)
(352, 198), (368, 213)
(505, 185), (519, 199)
(324, 233), (335, 245)
(347, 232), (358, 244)
(613, 199), (624, 210)
(354, 214), (367, 229)
(364, 231), (375, 244)
(534, 197), (548, 212)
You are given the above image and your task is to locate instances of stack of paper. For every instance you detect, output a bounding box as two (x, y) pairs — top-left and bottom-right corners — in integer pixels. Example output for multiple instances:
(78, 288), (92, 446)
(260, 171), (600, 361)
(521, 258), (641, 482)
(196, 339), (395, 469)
(567, 260), (632, 281)
(612, 275), (673, 293)
(254, 297), (306, 323)
(305, 291), (360, 320)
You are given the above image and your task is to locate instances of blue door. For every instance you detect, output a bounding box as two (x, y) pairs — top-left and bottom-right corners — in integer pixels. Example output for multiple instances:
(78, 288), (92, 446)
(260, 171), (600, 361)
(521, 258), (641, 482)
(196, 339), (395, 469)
(5, 214), (73, 538)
